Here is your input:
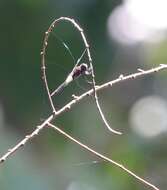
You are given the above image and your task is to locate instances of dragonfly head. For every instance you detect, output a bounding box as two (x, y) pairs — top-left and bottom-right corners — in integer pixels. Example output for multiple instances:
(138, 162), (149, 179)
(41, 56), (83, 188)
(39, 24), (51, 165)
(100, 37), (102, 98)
(72, 63), (91, 80)
(80, 63), (91, 75)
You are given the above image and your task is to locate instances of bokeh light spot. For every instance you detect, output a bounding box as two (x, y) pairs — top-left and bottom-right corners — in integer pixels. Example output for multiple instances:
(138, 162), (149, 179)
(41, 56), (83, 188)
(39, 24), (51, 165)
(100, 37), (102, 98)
(129, 96), (167, 138)
(107, 0), (167, 45)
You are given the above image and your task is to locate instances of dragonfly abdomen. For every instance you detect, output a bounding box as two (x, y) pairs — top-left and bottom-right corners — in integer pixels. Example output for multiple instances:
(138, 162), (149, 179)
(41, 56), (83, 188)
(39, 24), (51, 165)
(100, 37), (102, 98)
(51, 81), (67, 96)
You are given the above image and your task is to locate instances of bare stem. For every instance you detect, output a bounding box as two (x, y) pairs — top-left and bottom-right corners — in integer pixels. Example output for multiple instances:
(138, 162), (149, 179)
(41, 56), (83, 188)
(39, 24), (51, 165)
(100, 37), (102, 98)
(47, 122), (159, 190)
(0, 64), (166, 189)
(0, 115), (53, 163)
(0, 64), (167, 164)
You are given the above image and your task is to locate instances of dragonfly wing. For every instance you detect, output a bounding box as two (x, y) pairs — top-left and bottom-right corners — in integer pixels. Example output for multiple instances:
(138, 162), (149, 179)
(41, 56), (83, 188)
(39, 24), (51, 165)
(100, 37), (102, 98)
(51, 81), (67, 96)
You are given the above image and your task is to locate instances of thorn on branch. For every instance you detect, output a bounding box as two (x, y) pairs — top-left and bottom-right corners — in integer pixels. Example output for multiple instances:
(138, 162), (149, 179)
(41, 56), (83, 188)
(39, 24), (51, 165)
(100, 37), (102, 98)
(119, 74), (124, 80)
(85, 44), (89, 48)
(41, 66), (46, 70)
(1, 158), (5, 162)
(36, 125), (41, 129)
(86, 92), (91, 96)
(66, 105), (71, 110)
(160, 64), (166, 67)
(137, 68), (145, 72)
(132, 74), (136, 79)
(20, 143), (24, 147)
(72, 94), (79, 99)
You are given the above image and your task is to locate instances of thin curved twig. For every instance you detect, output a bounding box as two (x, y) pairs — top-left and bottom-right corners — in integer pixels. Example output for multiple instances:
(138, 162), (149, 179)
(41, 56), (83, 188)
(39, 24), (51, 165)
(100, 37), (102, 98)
(41, 17), (121, 134)
(41, 31), (56, 113)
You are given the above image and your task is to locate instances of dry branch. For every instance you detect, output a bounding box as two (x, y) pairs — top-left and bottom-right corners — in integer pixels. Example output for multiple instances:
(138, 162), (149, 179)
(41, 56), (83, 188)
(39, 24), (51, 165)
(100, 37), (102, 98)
(41, 17), (122, 134)
(47, 122), (159, 190)
(1, 64), (166, 190)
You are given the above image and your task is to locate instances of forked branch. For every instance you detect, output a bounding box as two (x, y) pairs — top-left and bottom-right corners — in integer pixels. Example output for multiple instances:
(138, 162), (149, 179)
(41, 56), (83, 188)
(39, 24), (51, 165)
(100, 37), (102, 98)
(1, 64), (167, 190)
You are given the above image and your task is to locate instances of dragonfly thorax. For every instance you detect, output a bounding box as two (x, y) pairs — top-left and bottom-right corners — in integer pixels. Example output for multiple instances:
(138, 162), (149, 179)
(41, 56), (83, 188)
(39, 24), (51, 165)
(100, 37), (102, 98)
(72, 63), (90, 79)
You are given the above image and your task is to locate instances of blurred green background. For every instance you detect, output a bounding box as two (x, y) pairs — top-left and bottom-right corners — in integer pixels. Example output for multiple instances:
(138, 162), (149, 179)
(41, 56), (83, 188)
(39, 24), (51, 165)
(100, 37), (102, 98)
(1, 0), (167, 190)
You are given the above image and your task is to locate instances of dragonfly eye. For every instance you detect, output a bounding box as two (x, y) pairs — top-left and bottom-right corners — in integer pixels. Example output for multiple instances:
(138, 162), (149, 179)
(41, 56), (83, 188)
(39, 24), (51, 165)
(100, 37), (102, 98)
(80, 63), (88, 73)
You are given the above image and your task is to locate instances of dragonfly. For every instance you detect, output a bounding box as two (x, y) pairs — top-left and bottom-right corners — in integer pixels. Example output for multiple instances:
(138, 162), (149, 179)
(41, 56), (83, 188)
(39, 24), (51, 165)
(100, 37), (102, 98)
(50, 33), (92, 97)
(51, 62), (91, 96)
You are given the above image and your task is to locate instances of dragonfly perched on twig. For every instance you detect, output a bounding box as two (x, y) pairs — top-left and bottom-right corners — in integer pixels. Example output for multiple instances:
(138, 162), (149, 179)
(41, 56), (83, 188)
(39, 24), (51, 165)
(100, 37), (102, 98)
(50, 33), (92, 97)
(51, 62), (91, 96)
